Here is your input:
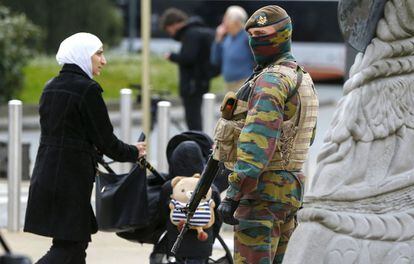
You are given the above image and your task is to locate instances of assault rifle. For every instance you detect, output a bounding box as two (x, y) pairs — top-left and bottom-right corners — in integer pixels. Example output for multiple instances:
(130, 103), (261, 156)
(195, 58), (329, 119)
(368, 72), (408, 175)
(170, 157), (220, 255)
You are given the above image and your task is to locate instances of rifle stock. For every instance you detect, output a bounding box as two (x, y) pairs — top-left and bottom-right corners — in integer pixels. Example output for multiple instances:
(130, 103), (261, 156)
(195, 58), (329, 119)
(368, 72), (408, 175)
(170, 156), (220, 255)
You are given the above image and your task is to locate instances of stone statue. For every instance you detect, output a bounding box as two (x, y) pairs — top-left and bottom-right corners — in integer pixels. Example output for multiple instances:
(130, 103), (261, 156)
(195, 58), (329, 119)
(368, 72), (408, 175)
(283, 0), (414, 263)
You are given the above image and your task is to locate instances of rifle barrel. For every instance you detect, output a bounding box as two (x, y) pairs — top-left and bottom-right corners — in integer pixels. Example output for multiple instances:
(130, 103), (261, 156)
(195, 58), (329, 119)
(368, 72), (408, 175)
(170, 156), (220, 255)
(188, 158), (219, 212)
(171, 223), (190, 254)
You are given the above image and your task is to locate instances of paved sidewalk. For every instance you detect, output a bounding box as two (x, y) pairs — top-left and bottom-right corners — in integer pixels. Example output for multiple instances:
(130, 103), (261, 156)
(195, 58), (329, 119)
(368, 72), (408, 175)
(2, 230), (154, 263)
(1, 229), (233, 263)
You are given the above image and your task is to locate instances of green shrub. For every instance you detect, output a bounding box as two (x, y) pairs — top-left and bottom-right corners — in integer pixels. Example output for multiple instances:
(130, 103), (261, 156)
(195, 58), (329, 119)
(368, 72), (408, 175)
(0, 5), (42, 104)
(2, 0), (124, 53)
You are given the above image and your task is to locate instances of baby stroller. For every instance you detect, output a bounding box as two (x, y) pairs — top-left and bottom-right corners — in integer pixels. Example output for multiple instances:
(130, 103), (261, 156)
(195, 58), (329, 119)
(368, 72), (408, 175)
(115, 131), (233, 264)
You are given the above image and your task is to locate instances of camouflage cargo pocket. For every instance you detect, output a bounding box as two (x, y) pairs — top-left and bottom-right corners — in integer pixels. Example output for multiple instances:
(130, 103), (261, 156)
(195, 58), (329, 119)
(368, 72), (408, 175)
(213, 118), (243, 163)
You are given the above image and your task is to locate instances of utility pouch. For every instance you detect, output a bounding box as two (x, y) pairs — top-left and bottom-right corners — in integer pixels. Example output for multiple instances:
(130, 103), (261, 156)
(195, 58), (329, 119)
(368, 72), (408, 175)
(212, 117), (243, 164)
(220, 91), (237, 120)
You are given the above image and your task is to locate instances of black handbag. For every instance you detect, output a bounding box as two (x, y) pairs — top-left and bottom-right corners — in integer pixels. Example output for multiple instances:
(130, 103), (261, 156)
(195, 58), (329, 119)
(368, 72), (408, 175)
(95, 164), (150, 232)
(116, 182), (165, 244)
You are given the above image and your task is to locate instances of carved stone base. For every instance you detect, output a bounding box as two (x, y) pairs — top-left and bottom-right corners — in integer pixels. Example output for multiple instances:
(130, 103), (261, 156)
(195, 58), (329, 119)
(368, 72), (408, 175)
(284, 220), (414, 264)
(283, 0), (414, 263)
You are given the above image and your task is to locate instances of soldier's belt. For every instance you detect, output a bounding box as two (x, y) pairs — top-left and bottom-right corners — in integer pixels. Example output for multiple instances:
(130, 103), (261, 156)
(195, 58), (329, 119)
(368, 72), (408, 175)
(264, 160), (304, 171)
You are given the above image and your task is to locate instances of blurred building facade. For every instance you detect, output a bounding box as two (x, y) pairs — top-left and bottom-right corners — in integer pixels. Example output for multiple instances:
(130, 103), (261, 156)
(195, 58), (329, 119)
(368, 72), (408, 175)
(116, 0), (346, 82)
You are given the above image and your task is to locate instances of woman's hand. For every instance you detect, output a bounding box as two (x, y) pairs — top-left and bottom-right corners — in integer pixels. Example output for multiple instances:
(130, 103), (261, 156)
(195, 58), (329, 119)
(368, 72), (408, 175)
(136, 142), (147, 158)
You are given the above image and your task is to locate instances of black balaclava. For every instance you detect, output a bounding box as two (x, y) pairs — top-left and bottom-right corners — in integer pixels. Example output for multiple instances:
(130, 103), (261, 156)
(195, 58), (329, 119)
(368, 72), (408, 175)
(245, 5), (295, 66)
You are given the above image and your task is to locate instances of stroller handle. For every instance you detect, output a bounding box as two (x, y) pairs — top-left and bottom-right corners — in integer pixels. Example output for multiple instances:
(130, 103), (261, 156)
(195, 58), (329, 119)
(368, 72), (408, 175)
(137, 157), (164, 180)
(97, 132), (164, 180)
(136, 132), (165, 180)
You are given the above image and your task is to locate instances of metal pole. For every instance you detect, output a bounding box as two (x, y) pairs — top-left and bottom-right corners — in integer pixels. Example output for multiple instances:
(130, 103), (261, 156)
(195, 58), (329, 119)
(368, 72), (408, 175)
(157, 101), (171, 173)
(8, 100), (22, 232)
(141, 0), (151, 154)
(120, 89), (132, 173)
(202, 93), (217, 138)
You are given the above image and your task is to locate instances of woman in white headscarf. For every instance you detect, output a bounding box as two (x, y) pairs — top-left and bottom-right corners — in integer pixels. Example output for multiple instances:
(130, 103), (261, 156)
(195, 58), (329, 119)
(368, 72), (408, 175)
(24, 32), (146, 264)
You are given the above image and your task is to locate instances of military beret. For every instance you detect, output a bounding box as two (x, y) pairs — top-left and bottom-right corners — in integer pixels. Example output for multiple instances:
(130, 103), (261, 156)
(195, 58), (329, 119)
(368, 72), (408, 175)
(245, 5), (290, 31)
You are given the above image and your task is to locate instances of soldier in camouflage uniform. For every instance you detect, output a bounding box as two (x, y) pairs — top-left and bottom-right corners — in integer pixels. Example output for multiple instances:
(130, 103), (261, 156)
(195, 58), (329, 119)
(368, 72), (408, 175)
(216, 5), (318, 264)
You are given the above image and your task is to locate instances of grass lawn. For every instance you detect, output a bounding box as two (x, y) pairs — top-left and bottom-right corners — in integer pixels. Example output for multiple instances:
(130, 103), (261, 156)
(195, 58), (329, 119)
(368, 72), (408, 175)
(19, 54), (226, 104)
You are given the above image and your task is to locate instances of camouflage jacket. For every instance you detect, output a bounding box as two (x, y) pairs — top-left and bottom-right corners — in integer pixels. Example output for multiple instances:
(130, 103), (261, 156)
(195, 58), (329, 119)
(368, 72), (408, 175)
(226, 60), (316, 205)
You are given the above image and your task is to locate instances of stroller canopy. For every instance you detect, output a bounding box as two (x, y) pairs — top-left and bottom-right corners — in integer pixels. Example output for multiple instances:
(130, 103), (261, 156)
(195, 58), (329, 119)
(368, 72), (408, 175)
(166, 131), (213, 178)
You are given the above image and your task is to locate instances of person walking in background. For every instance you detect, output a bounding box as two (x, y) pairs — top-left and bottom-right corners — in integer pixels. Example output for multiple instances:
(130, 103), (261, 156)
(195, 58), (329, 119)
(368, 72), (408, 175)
(24, 32), (146, 264)
(210, 5), (255, 92)
(160, 8), (215, 131)
(215, 5), (318, 264)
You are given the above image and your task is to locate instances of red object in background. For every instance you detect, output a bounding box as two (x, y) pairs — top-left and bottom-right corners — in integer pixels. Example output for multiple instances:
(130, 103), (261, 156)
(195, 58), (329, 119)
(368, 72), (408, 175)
(305, 66), (344, 82)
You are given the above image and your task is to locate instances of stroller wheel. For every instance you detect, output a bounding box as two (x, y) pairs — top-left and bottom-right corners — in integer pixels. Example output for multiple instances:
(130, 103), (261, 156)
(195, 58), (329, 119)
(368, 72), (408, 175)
(150, 252), (173, 264)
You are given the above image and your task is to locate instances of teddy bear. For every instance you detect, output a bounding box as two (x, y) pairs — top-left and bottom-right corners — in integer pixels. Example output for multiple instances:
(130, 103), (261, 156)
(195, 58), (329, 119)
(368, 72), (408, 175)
(169, 174), (215, 241)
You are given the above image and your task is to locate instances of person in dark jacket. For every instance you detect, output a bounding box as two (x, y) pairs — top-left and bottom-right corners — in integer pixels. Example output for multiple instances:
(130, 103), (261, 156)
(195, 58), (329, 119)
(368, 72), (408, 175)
(160, 8), (215, 131)
(24, 32), (146, 264)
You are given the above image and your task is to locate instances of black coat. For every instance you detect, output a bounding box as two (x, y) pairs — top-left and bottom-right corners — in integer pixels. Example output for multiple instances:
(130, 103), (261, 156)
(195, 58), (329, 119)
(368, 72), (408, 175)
(24, 64), (139, 242)
(169, 17), (215, 97)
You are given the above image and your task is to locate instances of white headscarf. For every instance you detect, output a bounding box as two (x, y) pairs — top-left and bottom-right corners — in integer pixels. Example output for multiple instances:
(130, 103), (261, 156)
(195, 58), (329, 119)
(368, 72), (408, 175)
(56, 32), (103, 79)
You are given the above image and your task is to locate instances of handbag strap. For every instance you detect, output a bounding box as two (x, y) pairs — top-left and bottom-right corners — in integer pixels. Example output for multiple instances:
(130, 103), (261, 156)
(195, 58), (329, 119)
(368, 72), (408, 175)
(96, 155), (115, 174)
(96, 155), (166, 181)
(0, 231), (11, 253)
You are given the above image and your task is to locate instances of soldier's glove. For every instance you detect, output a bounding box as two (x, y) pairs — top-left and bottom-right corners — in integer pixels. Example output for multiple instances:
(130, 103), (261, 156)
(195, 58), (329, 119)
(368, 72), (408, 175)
(217, 197), (239, 225)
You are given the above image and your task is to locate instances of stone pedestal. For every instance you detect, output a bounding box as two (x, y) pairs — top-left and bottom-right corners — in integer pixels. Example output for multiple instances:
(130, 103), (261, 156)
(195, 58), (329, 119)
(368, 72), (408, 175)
(284, 0), (414, 263)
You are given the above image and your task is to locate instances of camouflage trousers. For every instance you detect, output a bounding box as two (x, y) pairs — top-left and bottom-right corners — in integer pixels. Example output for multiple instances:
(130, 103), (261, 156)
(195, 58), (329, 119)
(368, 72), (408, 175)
(233, 201), (299, 264)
